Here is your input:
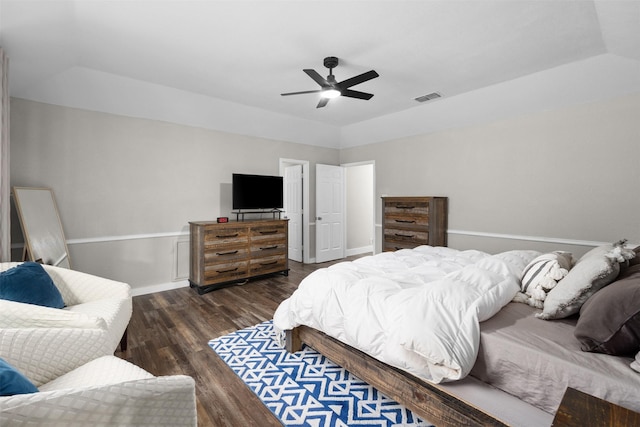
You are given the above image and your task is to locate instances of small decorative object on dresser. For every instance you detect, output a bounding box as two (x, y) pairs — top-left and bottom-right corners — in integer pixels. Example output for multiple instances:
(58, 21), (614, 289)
(189, 219), (288, 294)
(381, 196), (448, 251)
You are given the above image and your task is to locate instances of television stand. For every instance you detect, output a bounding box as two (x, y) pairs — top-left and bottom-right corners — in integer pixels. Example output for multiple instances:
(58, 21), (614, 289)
(232, 209), (283, 222)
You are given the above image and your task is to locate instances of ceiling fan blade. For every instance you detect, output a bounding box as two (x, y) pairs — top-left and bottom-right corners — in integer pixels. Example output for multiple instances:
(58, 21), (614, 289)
(304, 69), (330, 87)
(316, 98), (330, 108)
(281, 89), (324, 96)
(341, 89), (374, 100)
(336, 70), (379, 90)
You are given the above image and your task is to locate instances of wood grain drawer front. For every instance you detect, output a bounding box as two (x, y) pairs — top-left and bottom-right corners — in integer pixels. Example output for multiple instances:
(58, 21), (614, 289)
(250, 223), (287, 243)
(384, 213), (429, 230)
(204, 227), (248, 247)
(204, 246), (249, 263)
(250, 255), (287, 276)
(251, 241), (287, 258)
(203, 260), (249, 284)
(384, 201), (429, 216)
(384, 228), (428, 243)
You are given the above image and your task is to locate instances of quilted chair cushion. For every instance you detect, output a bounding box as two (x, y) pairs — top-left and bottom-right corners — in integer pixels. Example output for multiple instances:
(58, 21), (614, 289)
(0, 262), (64, 308)
(0, 328), (111, 387)
(0, 356), (197, 427)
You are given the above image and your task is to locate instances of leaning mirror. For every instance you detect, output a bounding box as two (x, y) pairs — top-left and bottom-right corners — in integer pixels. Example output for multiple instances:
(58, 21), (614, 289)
(12, 187), (71, 269)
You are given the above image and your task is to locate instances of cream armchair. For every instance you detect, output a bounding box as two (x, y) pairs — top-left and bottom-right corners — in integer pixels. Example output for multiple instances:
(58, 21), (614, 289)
(0, 352), (197, 426)
(0, 262), (132, 383)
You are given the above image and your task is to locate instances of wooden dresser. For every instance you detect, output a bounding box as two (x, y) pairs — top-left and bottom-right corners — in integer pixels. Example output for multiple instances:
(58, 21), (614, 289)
(189, 219), (289, 294)
(382, 196), (448, 252)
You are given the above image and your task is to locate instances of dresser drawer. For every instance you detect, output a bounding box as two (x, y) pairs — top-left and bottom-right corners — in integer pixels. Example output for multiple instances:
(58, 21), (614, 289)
(204, 226), (249, 247)
(249, 255), (287, 276)
(203, 260), (249, 284)
(384, 227), (428, 242)
(250, 241), (287, 258)
(384, 200), (429, 216)
(384, 213), (429, 230)
(250, 223), (287, 243)
(204, 245), (249, 263)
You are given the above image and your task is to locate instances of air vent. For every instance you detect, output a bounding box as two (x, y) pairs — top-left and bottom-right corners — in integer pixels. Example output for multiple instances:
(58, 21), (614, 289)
(414, 92), (442, 103)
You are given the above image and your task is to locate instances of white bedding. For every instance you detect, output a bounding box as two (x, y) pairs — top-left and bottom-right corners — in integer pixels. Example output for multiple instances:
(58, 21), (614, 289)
(273, 246), (540, 383)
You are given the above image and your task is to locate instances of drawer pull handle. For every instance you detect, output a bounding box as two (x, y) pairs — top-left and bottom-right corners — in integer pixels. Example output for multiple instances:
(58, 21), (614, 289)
(216, 250), (238, 256)
(216, 233), (239, 238)
(395, 219), (416, 224)
(216, 267), (238, 273)
(395, 233), (414, 238)
(396, 205), (415, 209)
(259, 230), (278, 235)
(260, 245), (278, 250)
(260, 260), (278, 266)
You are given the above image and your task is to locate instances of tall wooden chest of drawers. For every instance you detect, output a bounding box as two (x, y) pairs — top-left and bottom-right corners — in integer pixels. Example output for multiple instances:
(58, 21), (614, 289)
(382, 197), (448, 252)
(189, 219), (289, 294)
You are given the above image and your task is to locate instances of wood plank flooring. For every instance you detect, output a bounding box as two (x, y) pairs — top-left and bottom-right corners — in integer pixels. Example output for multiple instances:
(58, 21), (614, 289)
(115, 257), (358, 427)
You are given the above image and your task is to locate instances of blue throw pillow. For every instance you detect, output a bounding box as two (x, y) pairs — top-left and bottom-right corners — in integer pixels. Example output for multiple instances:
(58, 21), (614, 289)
(0, 262), (65, 308)
(0, 358), (38, 396)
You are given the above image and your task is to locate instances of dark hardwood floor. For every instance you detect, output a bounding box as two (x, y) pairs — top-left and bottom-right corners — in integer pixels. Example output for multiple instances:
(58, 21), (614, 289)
(115, 257), (358, 427)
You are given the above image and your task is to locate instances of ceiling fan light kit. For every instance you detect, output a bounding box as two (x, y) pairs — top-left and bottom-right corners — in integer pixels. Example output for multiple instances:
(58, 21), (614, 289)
(281, 56), (379, 108)
(320, 89), (341, 99)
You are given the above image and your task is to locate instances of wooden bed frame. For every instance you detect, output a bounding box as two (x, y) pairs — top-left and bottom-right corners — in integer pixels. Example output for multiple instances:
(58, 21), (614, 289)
(286, 325), (640, 427)
(286, 325), (508, 426)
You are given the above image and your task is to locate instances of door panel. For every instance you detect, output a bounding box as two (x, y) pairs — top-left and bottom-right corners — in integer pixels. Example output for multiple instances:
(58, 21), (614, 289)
(315, 164), (344, 263)
(284, 165), (303, 262)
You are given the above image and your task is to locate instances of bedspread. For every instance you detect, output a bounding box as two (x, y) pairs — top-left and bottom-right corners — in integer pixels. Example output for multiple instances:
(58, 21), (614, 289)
(273, 246), (540, 383)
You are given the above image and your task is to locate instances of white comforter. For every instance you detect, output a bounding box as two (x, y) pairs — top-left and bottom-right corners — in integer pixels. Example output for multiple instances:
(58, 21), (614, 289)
(273, 246), (539, 383)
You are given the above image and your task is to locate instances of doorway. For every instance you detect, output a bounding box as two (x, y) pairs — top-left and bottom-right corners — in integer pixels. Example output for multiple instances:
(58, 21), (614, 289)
(280, 158), (375, 264)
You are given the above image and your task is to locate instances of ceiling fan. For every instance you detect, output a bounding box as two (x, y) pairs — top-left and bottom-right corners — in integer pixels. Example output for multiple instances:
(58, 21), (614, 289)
(281, 56), (379, 108)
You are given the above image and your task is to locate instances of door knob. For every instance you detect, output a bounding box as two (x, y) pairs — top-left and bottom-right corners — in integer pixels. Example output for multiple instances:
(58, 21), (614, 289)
(317, 217), (322, 220)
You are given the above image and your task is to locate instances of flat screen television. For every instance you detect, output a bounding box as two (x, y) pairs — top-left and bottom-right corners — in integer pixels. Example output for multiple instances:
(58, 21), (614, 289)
(232, 173), (284, 210)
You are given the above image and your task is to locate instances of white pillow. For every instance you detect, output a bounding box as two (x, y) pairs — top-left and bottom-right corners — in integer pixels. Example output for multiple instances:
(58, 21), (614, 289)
(512, 251), (573, 309)
(537, 243), (634, 320)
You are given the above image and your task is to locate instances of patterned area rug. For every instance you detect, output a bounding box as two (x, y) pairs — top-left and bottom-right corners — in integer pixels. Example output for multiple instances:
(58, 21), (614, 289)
(209, 321), (434, 427)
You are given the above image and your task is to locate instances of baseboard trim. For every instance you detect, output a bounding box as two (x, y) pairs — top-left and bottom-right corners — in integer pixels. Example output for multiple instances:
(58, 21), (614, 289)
(131, 279), (189, 297)
(346, 245), (374, 257)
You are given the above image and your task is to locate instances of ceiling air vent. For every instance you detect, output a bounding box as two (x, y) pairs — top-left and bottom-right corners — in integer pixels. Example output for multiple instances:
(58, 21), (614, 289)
(414, 92), (442, 103)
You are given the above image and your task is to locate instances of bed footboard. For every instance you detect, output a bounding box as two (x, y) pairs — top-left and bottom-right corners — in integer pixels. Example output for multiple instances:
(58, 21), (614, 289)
(286, 326), (507, 427)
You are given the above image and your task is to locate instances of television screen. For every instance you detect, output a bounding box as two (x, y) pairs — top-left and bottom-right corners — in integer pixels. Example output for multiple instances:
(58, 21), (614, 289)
(232, 173), (284, 210)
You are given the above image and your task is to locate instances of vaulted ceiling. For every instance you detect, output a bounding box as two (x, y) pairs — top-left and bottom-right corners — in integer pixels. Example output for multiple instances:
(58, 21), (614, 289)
(1, 1), (639, 148)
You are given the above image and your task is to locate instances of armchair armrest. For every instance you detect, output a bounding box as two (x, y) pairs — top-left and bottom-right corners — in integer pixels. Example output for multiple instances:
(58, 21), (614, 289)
(42, 265), (131, 306)
(0, 376), (197, 426)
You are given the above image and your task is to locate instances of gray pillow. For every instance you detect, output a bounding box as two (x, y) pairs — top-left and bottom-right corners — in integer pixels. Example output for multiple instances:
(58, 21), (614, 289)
(537, 245), (620, 320)
(574, 264), (640, 356)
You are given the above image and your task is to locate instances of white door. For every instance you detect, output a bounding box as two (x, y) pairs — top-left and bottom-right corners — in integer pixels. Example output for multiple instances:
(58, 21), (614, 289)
(315, 164), (345, 263)
(284, 164), (303, 262)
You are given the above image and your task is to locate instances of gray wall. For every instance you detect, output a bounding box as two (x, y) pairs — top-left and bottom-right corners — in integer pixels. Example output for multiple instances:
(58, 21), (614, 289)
(10, 98), (339, 292)
(10, 93), (640, 293)
(340, 93), (640, 256)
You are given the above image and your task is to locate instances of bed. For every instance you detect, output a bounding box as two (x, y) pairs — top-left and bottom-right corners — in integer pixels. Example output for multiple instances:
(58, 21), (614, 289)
(273, 244), (640, 426)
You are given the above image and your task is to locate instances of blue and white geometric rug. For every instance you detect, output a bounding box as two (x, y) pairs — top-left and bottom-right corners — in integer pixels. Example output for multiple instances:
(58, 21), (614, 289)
(208, 320), (434, 427)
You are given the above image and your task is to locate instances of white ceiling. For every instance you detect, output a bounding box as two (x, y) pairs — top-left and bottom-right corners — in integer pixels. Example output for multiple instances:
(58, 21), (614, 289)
(1, 0), (639, 148)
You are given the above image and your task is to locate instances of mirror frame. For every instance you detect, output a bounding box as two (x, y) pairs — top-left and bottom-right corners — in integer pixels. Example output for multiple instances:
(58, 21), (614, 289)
(12, 186), (71, 268)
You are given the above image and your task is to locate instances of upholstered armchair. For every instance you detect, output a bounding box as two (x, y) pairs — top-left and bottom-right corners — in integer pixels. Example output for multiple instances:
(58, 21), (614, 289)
(0, 353), (197, 426)
(0, 262), (132, 382)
